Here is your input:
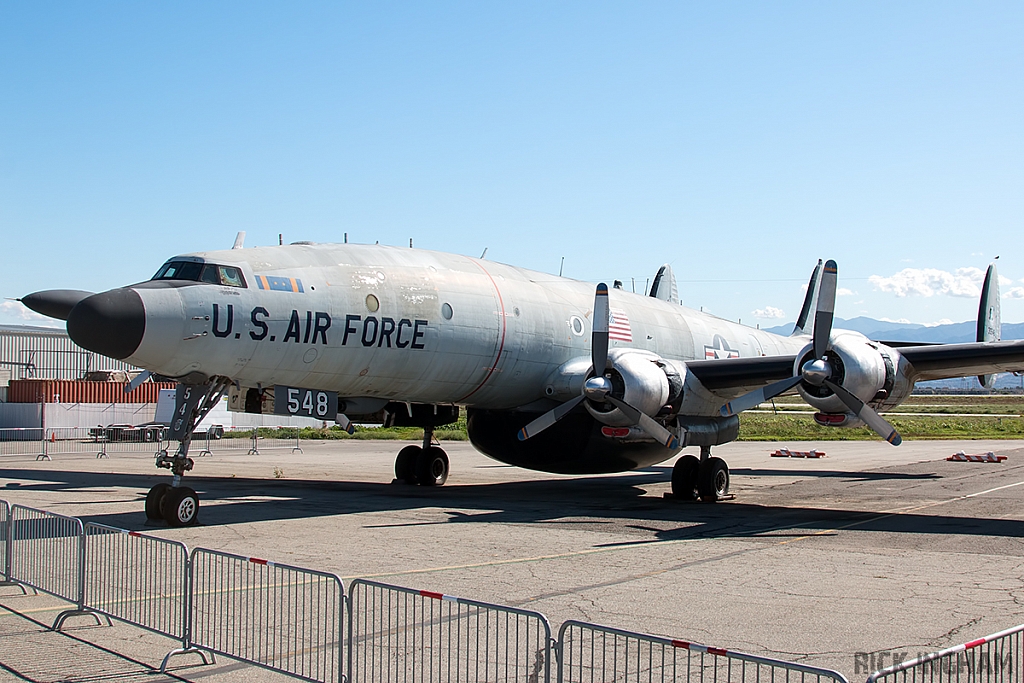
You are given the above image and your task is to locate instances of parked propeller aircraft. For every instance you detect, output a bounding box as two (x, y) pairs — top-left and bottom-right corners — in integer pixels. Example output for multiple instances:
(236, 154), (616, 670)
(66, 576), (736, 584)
(21, 238), (1024, 526)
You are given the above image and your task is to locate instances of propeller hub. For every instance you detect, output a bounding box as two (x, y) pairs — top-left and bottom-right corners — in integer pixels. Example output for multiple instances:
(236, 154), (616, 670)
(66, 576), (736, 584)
(583, 376), (613, 401)
(801, 358), (831, 386)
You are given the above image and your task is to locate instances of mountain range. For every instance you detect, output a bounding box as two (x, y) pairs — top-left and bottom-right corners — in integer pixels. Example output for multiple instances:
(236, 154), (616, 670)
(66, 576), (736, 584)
(764, 317), (1024, 344)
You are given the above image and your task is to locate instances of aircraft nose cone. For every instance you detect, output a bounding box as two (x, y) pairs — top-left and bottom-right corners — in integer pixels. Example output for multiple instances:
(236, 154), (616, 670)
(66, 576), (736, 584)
(67, 288), (146, 360)
(20, 290), (95, 321)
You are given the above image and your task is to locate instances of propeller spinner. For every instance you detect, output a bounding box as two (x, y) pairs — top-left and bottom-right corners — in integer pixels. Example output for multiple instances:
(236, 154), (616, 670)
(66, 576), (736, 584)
(720, 260), (902, 446)
(517, 284), (680, 449)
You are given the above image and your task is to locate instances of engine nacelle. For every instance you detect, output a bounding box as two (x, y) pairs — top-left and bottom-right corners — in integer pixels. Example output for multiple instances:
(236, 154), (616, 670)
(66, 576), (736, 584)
(543, 349), (680, 428)
(585, 348), (676, 426)
(797, 331), (913, 419)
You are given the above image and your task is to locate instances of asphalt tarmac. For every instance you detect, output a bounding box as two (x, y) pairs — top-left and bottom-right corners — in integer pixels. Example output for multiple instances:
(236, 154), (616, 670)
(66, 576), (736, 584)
(2, 437), (1023, 682)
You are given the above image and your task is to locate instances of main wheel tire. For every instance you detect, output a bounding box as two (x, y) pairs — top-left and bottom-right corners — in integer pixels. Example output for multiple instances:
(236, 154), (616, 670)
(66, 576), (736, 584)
(671, 455), (700, 501)
(145, 483), (172, 520)
(161, 486), (199, 527)
(415, 447), (449, 487)
(698, 457), (730, 502)
(395, 445), (421, 484)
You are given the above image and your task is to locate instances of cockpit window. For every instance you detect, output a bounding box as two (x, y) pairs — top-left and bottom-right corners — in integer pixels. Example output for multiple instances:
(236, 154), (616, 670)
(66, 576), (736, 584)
(152, 261), (247, 288)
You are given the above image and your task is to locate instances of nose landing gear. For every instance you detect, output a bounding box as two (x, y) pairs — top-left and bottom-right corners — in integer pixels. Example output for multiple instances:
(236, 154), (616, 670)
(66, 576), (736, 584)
(145, 379), (230, 527)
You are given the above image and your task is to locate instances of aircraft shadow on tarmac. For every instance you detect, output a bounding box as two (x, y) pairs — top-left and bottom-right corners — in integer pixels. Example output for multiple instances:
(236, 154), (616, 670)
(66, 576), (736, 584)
(2, 464), (1022, 543)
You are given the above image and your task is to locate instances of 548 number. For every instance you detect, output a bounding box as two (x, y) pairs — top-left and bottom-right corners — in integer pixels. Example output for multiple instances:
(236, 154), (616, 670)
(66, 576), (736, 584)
(273, 386), (338, 420)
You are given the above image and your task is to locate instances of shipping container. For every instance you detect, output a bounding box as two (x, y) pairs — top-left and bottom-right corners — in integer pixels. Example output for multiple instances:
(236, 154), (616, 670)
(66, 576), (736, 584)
(7, 379), (177, 404)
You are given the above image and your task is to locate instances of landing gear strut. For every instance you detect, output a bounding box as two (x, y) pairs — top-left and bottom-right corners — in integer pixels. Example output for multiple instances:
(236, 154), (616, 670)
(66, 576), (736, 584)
(671, 446), (730, 502)
(394, 426), (450, 487)
(146, 379), (230, 526)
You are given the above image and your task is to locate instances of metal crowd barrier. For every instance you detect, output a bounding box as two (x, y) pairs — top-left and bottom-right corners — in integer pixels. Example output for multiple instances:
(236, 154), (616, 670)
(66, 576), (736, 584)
(349, 579), (552, 683)
(189, 548), (345, 683)
(233, 427), (304, 455)
(6, 504), (101, 628)
(0, 499), (893, 683)
(867, 624), (1023, 683)
(82, 523), (213, 668)
(83, 524), (188, 639)
(0, 499), (9, 584)
(0, 428), (46, 459)
(0, 426), (300, 459)
(557, 621), (849, 683)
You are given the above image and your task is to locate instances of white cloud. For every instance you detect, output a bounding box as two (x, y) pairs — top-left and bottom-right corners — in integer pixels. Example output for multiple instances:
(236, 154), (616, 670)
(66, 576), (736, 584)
(879, 316), (955, 327)
(1005, 287), (1024, 299)
(868, 267), (986, 298)
(752, 306), (785, 319)
(837, 288), (856, 296)
(0, 300), (62, 327)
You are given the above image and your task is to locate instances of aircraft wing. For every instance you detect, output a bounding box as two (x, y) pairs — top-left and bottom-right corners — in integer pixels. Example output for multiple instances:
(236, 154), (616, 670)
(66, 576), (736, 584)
(685, 339), (1024, 395)
(898, 339), (1024, 381)
(685, 356), (797, 392)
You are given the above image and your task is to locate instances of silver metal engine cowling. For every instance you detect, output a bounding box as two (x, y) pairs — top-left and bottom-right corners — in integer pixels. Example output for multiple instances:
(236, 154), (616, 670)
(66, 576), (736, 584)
(585, 349), (671, 427)
(797, 331), (910, 414)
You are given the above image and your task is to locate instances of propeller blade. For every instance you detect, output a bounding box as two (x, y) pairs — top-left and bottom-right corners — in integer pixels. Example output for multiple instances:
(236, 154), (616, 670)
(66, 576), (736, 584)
(720, 375), (803, 417)
(125, 370), (152, 394)
(606, 396), (680, 449)
(823, 379), (902, 446)
(812, 260), (838, 360)
(593, 283), (610, 376)
(336, 413), (356, 435)
(517, 395), (585, 441)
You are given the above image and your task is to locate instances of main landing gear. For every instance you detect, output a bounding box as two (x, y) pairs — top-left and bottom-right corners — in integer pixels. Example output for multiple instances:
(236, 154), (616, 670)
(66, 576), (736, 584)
(394, 426), (450, 486)
(146, 379), (230, 527)
(671, 445), (730, 502)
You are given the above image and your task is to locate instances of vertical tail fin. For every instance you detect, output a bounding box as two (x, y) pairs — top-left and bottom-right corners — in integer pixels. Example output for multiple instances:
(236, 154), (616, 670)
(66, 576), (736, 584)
(649, 264), (679, 304)
(792, 260), (823, 336)
(977, 260), (1001, 388)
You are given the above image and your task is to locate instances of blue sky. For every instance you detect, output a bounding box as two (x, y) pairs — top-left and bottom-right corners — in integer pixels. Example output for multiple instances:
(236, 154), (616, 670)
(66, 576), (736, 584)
(2, 2), (1022, 329)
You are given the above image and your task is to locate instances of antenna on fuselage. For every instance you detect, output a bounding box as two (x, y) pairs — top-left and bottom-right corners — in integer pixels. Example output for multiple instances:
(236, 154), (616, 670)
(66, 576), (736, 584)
(480, 247), (488, 259)
(279, 234), (283, 246)
(559, 257), (565, 277)
(232, 231), (246, 249)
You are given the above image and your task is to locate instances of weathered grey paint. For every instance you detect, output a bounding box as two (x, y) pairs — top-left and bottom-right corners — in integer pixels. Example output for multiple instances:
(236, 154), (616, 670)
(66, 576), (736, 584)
(126, 244), (808, 411)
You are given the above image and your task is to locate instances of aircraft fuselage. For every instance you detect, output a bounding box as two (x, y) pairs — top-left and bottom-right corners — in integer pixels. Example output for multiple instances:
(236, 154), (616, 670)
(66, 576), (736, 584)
(119, 244), (806, 412)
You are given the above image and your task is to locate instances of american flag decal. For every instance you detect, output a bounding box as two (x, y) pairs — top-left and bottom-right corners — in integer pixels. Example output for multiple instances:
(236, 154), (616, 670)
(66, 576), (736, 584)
(608, 309), (632, 342)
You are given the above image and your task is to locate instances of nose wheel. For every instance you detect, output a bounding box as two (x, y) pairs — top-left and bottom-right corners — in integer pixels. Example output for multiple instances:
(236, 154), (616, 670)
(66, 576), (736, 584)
(146, 378), (230, 526)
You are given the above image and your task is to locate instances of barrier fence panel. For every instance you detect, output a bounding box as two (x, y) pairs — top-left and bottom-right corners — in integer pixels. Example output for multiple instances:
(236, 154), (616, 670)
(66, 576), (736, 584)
(0, 499), (9, 583)
(7, 504), (99, 628)
(189, 548), (345, 683)
(557, 621), (849, 683)
(206, 428), (303, 455)
(0, 428), (45, 458)
(349, 579), (552, 683)
(9, 504), (84, 603)
(867, 624), (1023, 683)
(50, 427), (166, 458)
(83, 523), (189, 640)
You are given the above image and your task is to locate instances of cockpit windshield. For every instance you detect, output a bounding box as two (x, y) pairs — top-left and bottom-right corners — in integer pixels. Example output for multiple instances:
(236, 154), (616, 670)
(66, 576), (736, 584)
(152, 261), (247, 288)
